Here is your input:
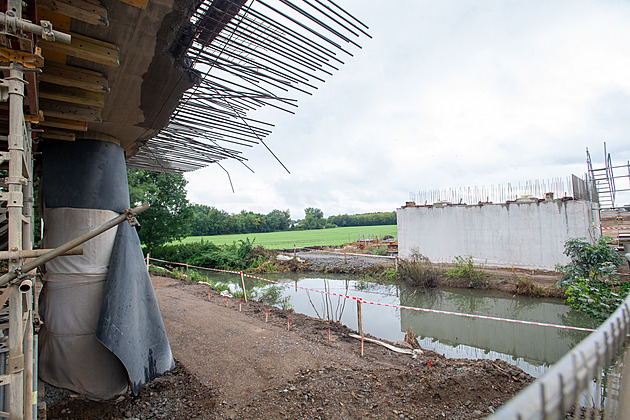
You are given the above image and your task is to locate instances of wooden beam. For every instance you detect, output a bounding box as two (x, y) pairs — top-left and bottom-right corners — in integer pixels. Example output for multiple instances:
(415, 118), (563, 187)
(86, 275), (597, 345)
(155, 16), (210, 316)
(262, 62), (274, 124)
(39, 32), (119, 66)
(41, 130), (75, 141)
(37, 8), (71, 31)
(39, 99), (102, 122)
(37, 8), (71, 63)
(39, 82), (105, 107)
(38, 0), (109, 27)
(39, 116), (88, 131)
(118, 0), (150, 10)
(39, 61), (109, 93)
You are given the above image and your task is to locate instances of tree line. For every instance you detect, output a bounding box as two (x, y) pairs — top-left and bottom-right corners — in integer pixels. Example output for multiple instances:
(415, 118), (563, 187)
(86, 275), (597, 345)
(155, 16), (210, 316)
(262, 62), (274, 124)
(128, 169), (395, 250)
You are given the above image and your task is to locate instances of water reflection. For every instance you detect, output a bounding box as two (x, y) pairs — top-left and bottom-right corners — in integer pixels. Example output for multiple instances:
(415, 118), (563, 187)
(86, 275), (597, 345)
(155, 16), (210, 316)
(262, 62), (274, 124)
(200, 271), (598, 377)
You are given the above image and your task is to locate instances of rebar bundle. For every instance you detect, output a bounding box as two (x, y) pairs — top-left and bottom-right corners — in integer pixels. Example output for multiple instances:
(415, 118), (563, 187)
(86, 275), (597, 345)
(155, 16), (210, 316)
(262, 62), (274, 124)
(409, 176), (581, 206)
(127, 0), (370, 173)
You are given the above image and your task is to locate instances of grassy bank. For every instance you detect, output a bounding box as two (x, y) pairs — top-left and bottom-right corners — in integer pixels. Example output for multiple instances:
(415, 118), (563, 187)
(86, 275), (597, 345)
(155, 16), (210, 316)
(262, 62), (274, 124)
(176, 225), (397, 248)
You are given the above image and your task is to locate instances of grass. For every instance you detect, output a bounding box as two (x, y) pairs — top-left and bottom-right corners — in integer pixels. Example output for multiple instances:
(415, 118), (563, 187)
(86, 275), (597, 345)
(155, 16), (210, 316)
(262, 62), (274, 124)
(176, 225), (397, 249)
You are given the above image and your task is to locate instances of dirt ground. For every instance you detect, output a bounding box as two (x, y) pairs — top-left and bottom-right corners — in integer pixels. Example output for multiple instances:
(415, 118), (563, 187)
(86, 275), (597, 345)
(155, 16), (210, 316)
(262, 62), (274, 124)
(45, 275), (533, 419)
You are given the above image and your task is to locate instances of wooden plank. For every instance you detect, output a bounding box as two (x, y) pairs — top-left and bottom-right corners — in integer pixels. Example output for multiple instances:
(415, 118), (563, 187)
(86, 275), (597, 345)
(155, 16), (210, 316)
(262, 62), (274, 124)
(38, 0), (109, 27)
(37, 8), (72, 31)
(39, 116), (88, 131)
(39, 61), (109, 93)
(39, 82), (105, 107)
(39, 32), (119, 66)
(41, 130), (75, 141)
(39, 99), (102, 122)
(37, 8), (71, 64)
(119, 0), (149, 10)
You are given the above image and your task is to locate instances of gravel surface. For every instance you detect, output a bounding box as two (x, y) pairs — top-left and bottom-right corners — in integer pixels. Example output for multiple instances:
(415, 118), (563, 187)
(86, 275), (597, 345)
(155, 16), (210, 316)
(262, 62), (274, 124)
(295, 251), (394, 271)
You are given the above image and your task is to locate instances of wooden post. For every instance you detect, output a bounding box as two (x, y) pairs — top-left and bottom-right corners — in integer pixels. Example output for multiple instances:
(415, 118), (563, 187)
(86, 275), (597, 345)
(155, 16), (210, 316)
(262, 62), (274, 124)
(185, 263), (189, 279)
(357, 298), (364, 356)
(240, 272), (248, 303)
(293, 244), (296, 258)
(146, 252), (150, 269)
(395, 256), (398, 271)
(265, 308), (268, 323)
(344, 253), (347, 264)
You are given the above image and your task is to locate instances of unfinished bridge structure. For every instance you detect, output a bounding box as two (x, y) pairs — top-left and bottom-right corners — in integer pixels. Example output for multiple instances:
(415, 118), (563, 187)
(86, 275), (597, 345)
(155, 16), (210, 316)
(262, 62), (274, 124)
(0, 0), (369, 417)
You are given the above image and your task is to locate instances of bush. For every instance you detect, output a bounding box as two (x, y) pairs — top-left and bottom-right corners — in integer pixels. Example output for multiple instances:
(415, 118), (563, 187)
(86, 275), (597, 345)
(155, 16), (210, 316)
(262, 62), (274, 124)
(565, 279), (630, 321)
(150, 239), (257, 271)
(556, 238), (625, 288)
(398, 250), (438, 288)
(445, 256), (484, 286)
(556, 238), (628, 321)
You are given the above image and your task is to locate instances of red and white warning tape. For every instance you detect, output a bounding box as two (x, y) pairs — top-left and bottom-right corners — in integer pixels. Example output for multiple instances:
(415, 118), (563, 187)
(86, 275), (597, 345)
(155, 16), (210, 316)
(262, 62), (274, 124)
(149, 257), (597, 333)
(596, 226), (630, 230)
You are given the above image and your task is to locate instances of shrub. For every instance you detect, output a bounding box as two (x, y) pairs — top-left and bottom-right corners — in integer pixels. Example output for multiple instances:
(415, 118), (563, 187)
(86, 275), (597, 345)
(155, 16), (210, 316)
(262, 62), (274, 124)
(445, 256), (484, 286)
(398, 250), (438, 288)
(514, 278), (547, 297)
(556, 237), (628, 321)
(556, 238), (625, 288)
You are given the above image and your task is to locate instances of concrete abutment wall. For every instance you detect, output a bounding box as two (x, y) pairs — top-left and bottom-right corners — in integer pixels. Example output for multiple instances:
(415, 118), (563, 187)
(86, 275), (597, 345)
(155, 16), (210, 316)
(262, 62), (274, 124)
(396, 200), (596, 269)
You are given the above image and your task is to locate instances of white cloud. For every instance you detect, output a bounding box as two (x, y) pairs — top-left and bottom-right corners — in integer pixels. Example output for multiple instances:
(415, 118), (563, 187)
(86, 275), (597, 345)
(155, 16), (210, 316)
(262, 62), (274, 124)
(185, 0), (630, 218)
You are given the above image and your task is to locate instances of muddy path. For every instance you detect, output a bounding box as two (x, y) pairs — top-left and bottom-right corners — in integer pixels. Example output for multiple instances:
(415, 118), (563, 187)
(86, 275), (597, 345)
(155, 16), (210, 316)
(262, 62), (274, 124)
(47, 275), (533, 419)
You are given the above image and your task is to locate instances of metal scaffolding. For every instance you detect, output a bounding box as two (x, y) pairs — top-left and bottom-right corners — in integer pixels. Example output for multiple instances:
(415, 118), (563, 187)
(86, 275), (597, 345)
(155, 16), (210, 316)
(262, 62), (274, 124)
(0, 0), (69, 417)
(587, 142), (630, 211)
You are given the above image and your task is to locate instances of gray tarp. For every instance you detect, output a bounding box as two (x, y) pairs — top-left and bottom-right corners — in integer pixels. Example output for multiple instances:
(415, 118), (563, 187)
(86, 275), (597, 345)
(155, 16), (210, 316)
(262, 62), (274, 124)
(96, 221), (174, 395)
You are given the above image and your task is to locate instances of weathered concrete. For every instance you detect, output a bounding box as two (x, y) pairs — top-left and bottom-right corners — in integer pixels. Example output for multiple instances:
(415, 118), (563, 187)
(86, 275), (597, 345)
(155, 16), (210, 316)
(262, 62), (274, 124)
(397, 200), (596, 269)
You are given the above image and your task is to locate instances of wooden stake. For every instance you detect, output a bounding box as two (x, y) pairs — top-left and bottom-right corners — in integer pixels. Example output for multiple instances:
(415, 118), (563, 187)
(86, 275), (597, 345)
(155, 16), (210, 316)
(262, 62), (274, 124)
(266, 308), (268, 323)
(357, 298), (364, 356)
(357, 298), (364, 338)
(344, 253), (347, 264)
(328, 328), (331, 344)
(395, 256), (398, 271)
(186, 263), (189, 279)
(207, 290), (211, 301)
(240, 272), (248, 303)
(287, 316), (290, 331)
(225, 297), (228, 307)
(239, 300), (242, 311)
(146, 252), (149, 269)
(294, 244), (296, 258)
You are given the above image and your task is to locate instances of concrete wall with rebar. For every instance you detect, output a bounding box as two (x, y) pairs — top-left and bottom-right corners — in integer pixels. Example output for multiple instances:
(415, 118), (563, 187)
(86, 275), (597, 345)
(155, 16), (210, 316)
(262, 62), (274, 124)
(396, 200), (595, 269)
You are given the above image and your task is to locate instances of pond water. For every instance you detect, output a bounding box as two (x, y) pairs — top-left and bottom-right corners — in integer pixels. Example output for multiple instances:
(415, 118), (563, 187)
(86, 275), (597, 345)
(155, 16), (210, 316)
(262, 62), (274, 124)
(201, 271), (599, 378)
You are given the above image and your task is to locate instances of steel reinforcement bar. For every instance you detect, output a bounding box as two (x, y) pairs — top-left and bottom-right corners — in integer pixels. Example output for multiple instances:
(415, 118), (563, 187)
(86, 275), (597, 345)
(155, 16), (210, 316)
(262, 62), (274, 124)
(489, 292), (630, 419)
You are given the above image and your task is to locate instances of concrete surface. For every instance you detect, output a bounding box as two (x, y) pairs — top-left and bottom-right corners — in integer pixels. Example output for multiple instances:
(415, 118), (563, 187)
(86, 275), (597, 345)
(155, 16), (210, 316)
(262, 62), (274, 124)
(397, 200), (595, 269)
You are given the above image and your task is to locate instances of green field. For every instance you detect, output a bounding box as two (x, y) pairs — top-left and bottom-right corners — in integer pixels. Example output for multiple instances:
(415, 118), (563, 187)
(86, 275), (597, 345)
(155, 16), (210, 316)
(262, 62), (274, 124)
(177, 225), (397, 249)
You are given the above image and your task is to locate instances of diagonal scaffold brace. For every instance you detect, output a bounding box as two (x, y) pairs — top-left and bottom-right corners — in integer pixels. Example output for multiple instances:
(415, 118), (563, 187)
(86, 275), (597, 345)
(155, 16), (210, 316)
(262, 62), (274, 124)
(0, 203), (150, 288)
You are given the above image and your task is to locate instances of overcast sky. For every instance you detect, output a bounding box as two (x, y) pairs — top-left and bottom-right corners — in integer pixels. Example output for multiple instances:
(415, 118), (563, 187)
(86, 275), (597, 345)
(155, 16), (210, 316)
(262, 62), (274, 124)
(185, 0), (630, 219)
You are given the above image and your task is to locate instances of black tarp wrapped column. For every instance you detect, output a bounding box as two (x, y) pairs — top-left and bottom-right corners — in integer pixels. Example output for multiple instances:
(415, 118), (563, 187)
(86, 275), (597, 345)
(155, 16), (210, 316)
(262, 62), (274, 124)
(39, 139), (174, 400)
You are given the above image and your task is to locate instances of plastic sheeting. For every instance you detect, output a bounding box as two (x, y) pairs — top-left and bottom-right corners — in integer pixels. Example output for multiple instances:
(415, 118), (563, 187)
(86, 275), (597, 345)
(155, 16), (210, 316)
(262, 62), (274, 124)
(40, 139), (174, 399)
(39, 208), (128, 399)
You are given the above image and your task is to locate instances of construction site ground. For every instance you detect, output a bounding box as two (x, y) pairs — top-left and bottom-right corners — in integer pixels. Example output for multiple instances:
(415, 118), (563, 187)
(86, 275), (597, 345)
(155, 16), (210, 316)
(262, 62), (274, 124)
(44, 214), (630, 419)
(45, 275), (533, 419)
